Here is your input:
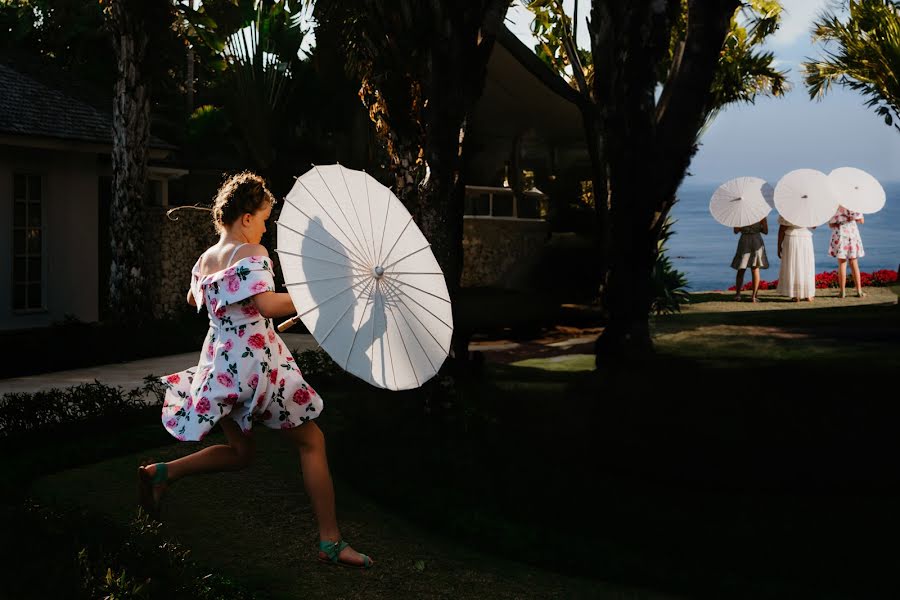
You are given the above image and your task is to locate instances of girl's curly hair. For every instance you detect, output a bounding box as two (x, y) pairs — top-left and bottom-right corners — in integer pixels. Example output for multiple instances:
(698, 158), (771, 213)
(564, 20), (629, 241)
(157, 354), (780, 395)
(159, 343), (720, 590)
(211, 171), (276, 233)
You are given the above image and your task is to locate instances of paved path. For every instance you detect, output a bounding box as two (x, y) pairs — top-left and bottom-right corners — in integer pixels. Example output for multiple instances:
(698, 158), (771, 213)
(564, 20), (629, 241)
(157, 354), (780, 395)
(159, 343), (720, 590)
(0, 333), (320, 396)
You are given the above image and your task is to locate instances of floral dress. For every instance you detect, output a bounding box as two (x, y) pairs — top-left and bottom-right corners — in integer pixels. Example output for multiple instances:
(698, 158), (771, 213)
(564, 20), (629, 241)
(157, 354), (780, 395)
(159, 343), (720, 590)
(828, 206), (865, 259)
(160, 254), (323, 441)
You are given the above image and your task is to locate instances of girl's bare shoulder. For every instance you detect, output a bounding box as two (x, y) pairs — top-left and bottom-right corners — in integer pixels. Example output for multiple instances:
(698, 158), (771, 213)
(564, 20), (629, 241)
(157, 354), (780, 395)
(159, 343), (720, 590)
(234, 243), (269, 261)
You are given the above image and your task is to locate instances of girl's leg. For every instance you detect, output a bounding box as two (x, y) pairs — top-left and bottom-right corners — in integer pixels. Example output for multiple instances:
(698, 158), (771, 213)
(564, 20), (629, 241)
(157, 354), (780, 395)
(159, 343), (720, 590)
(837, 258), (847, 297)
(142, 418), (255, 505)
(750, 268), (760, 302)
(849, 258), (865, 296)
(735, 268), (746, 300)
(281, 421), (371, 566)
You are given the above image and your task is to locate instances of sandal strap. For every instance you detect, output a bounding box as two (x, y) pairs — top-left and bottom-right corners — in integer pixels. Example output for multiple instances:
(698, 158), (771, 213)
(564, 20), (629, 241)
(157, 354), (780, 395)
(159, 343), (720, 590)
(150, 462), (168, 485)
(318, 539), (349, 562)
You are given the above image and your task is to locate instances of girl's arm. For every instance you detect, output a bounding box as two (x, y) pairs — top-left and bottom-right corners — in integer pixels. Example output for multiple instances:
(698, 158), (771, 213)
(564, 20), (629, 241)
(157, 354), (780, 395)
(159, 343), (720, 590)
(187, 288), (196, 307)
(252, 291), (296, 319)
(857, 215), (865, 225)
(777, 225), (785, 258)
(760, 217), (768, 235)
(733, 226), (741, 234)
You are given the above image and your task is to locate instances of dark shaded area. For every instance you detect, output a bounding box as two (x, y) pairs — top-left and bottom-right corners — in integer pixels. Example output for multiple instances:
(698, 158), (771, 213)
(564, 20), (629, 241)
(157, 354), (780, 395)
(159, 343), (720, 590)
(0, 313), (208, 378)
(326, 305), (900, 599)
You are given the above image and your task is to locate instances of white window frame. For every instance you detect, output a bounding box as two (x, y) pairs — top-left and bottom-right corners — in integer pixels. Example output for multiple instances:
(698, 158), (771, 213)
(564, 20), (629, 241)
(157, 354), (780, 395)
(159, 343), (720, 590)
(463, 185), (546, 221)
(11, 172), (46, 313)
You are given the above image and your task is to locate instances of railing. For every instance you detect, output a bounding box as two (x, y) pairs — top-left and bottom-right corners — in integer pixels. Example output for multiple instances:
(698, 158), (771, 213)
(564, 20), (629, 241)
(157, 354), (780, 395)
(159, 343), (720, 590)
(463, 185), (547, 220)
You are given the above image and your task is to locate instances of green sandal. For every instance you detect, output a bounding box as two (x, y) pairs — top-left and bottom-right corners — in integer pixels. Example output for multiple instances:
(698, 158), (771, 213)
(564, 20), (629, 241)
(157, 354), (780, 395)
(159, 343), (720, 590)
(317, 539), (373, 569)
(137, 462), (168, 521)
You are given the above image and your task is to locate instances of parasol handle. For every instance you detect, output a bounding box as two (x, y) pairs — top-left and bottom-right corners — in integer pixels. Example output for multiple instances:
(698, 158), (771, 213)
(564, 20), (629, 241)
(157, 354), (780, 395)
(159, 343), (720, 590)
(277, 315), (300, 333)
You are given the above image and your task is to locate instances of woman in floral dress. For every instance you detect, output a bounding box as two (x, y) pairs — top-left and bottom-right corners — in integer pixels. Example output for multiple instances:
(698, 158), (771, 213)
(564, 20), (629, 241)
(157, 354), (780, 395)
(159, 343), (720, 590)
(828, 205), (866, 298)
(139, 172), (372, 568)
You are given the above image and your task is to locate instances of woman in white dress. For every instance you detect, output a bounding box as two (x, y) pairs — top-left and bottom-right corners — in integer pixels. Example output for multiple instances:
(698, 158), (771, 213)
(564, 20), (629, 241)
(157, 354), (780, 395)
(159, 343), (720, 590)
(776, 215), (816, 302)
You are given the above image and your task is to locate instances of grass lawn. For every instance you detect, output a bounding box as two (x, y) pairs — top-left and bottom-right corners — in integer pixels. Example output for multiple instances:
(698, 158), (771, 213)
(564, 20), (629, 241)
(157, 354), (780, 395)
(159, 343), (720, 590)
(19, 288), (900, 599)
(26, 417), (644, 600)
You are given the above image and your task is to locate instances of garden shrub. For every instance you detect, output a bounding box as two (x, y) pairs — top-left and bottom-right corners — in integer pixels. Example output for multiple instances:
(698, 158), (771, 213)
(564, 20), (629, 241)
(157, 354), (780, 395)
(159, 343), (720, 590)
(1, 499), (258, 600)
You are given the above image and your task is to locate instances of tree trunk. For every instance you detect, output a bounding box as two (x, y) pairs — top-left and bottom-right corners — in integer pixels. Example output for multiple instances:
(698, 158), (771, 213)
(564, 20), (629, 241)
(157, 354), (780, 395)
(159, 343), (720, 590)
(590, 0), (738, 363)
(580, 105), (610, 299)
(106, 0), (153, 322)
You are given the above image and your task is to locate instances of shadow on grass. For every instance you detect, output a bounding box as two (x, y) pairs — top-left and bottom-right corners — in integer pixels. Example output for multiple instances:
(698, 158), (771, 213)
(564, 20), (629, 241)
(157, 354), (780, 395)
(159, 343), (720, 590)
(324, 307), (900, 599)
(19, 300), (900, 599)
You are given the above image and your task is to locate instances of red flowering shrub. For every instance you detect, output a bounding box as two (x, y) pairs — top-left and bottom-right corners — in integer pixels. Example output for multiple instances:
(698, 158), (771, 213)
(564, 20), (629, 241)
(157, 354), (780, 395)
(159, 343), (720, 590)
(728, 269), (897, 291)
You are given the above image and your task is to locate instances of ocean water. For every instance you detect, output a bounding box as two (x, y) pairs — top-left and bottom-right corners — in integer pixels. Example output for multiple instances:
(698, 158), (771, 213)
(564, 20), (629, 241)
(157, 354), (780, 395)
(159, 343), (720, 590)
(668, 181), (900, 291)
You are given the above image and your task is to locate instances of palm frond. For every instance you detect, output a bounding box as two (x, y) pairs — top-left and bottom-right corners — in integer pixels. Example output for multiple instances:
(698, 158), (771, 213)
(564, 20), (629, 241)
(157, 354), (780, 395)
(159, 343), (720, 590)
(802, 0), (900, 133)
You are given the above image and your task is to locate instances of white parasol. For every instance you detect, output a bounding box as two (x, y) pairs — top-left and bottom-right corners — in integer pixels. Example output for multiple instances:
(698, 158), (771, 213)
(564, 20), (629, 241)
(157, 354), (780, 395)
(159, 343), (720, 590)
(275, 164), (453, 391)
(773, 169), (839, 227)
(709, 177), (774, 227)
(827, 167), (886, 214)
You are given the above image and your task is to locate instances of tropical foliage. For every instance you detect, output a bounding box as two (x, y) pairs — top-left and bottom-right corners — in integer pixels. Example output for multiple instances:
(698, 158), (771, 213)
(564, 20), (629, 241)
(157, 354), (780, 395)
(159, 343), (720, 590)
(803, 0), (900, 132)
(514, 1), (791, 359)
(650, 217), (690, 315)
(179, 0), (310, 170)
(525, 0), (788, 129)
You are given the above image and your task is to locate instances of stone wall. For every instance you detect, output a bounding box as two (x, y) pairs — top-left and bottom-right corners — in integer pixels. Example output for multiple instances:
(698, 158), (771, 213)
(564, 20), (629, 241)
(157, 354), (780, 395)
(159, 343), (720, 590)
(461, 218), (550, 289)
(143, 211), (551, 314)
(144, 207), (218, 318)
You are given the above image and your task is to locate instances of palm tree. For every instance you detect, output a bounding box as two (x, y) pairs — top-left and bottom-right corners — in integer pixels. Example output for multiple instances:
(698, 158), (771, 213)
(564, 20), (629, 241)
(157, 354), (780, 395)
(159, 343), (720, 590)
(101, 0), (176, 322)
(180, 0), (308, 171)
(525, 0), (787, 310)
(803, 0), (900, 132)
(524, 0), (787, 361)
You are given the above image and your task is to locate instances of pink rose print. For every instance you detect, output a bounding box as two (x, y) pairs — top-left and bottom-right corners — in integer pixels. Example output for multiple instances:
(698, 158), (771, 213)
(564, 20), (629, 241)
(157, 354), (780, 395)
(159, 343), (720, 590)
(248, 374), (260, 389)
(238, 328), (246, 338)
(256, 394), (265, 407)
(223, 339), (234, 352)
(165, 418), (177, 429)
(209, 297), (218, 311)
(292, 388), (310, 405)
(224, 267), (236, 277)
(202, 384), (209, 392)
(249, 333), (266, 349)
(184, 397), (193, 412)
(217, 373), (234, 388)
(286, 356), (294, 362)
(215, 306), (226, 318)
(261, 409), (273, 420)
(268, 331), (275, 343)
(242, 304), (260, 318)
(166, 374), (180, 384)
(279, 378), (285, 387)
(196, 397), (211, 414)
(227, 276), (241, 293)
(206, 344), (214, 359)
(281, 422), (294, 429)
(176, 434), (187, 441)
(250, 280), (269, 294)
(278, 343), (282, 354)
(269, 369), (279, 384)
(225, 393), (239, 405)
(250, 256), (261, 263)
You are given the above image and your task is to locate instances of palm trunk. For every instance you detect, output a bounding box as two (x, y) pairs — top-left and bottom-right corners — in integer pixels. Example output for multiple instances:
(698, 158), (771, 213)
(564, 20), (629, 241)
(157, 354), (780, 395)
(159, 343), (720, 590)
(580, 106), (610, 298)
(106, 0), (152, 322)
(590, 0), (738, 363)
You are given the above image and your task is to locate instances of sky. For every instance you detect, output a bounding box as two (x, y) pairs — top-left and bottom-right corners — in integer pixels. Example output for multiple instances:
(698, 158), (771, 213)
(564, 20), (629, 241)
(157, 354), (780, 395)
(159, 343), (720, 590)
(504, 0), (900, 185)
